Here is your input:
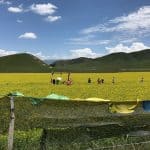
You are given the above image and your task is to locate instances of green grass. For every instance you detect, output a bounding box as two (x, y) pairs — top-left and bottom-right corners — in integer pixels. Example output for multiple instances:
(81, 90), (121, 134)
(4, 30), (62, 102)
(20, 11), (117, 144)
(0, 72), (149, 100)
(0, 53), (51, 73)
(0, 129), (42, 150)
(1, 129), (150, 150)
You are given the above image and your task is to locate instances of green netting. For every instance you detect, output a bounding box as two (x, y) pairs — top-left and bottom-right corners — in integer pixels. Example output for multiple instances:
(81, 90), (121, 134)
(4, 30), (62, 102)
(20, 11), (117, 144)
(0, 96), (150, 150)
(1, 90), (150, 150)
(30, 98), (44, 105)
(1, 96), (149, 132)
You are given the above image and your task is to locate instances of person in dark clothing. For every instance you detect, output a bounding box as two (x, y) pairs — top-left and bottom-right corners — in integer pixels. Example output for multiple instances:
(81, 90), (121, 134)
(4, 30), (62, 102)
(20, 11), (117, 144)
(112, 77), (115, 84)
(50, 78), (53, 84)
(88, 78), (91, 83)
(52, 79), (56, 85)
(56, 79), (59, 85)
(140, 77), (144, 83)
(101, 79), (104, 84)
(97, 78), (101, 84)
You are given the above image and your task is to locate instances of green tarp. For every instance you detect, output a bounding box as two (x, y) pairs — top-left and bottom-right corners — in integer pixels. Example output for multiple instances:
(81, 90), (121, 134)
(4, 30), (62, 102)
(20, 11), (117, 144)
(7, 91), (24, 97)
(30, 94), (69, 105)
(45, 93), (69, 100)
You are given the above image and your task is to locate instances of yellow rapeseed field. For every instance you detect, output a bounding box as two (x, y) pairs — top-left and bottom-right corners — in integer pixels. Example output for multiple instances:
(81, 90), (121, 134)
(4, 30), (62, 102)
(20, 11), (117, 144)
(0, 72), (149, 101)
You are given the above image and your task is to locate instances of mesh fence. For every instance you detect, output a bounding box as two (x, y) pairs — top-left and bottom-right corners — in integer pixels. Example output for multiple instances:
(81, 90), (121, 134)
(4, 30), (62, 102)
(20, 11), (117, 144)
(0, 96), (150, 149)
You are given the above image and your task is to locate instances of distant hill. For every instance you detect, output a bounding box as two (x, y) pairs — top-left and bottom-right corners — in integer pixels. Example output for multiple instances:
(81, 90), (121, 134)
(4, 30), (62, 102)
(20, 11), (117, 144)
(44, 59), (58, 65)
(0, 53), (51, 72)
(53, 49), (150, 72)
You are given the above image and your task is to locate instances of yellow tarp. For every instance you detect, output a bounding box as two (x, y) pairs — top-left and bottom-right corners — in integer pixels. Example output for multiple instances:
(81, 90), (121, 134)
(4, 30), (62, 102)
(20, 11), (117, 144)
(86, 98), (110, 102)
(73, 97), (110, 102)
(109, 101), (139, 114)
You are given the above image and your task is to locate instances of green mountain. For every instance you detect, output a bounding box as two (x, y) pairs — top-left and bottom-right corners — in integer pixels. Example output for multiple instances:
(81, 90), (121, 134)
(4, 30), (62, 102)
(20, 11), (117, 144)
(0, 53), (51, 73)
(53, 49), (150, 72)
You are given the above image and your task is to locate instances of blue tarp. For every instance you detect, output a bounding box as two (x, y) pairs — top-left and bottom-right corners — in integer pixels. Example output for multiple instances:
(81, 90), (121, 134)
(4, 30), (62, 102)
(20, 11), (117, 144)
(142, 101), (150, 112)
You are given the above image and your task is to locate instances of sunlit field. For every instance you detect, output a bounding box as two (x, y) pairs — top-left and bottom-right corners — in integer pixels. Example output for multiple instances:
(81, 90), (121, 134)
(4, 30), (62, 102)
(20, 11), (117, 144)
(0, 72), (149, 100)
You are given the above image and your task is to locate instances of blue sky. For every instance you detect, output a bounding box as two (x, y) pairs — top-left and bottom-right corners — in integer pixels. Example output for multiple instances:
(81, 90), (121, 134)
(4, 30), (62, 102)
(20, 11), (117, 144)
(0, 0), (150, 59)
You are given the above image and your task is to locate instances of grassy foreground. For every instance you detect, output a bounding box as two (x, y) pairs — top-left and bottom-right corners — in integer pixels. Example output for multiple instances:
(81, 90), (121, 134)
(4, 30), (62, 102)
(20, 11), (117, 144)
(1, 130), (150, 150)
(0, 72), (149, 100)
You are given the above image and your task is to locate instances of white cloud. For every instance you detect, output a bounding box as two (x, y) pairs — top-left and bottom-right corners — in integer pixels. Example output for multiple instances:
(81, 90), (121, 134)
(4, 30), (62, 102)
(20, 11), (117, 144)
(82, 6), (150, 34)
(30, 52), (51, 60)
(0, 49), (51, 60)
(0, 0), (11, 5)
(19, 32), (37, 39)
(70, 48), (101, 58)
(30, 3), (57, 15)
(106, 42), (150, 53)
(70, 35), (109, 45)
(38, 48), (103, 60)
(7, 3), (61, 23)
(8, 5), (23, 13)
(17, 19), (23, 23)
(45, 15), (61, 22)
(29, 3), (61, 23)
(0, 49), (17, 57)
(120, 38), (138, 44)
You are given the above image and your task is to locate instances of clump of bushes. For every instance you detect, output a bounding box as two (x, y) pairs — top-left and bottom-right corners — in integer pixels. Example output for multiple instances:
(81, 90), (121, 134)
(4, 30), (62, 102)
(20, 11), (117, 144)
(0, 129), (42, 150)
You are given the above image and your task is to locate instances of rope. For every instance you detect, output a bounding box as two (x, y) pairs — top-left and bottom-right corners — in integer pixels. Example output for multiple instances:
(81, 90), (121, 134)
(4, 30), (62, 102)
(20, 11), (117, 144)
(94, 140), (150, 150)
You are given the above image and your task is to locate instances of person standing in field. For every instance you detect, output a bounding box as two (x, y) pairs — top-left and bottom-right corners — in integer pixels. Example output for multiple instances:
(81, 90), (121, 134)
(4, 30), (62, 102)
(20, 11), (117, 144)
(112, 77), (115, 84)
(97, 78), (101, 84)
(65, 72), (72, 86)
(88, 78), (91, 83)
(50, 71), (55, 84)
(97, 78), (100, 84)
(52, 79), (56, 85)
(140, 77), (144, 83)
(101, 79), (104, 84)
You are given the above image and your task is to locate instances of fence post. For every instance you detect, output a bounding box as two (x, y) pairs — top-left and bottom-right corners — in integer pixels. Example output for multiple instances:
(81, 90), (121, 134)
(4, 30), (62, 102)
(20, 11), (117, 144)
(8, 96), (15, 150)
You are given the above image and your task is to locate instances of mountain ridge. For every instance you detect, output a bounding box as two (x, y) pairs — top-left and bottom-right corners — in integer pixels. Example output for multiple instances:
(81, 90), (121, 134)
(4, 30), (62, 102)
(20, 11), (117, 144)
(0, 50), (149, 73)
(52, 49), (150, 72)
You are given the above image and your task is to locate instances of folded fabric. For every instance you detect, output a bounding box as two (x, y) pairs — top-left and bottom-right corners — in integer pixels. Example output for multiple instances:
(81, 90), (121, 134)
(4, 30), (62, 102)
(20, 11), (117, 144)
(109, 102), (138, 114)
(85, 97), (110, 102)
(73, 98), (83, 101)
(73, 97), (110, 102)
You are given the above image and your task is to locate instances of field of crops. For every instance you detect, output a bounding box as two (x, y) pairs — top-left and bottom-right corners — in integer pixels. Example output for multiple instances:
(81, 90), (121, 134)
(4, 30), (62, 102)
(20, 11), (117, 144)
(0, 72), (149, 100)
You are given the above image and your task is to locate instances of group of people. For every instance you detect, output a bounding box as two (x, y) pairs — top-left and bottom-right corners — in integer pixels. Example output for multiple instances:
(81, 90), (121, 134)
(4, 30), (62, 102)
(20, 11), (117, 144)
(88, 76), (144, 84)
(88, 77), (114, 84)
(140, 77), (144, 83)
(51, 72), (73, 86)
(50, 72), (144, 86)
